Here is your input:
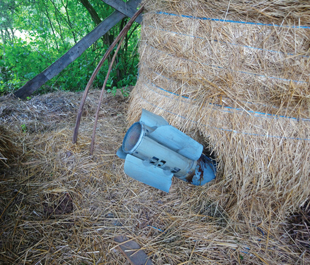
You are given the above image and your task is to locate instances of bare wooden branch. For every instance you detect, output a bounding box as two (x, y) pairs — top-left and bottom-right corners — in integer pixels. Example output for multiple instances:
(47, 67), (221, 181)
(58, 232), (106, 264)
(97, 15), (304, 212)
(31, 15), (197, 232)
(90, 35), (126, 155)
(72, 4), (144, 144)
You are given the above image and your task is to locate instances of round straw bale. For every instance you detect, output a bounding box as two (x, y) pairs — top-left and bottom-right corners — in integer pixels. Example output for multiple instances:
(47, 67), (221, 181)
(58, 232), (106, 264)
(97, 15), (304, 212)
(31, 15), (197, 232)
(0, 126), (20, 167)
(128, 0), (310, 223)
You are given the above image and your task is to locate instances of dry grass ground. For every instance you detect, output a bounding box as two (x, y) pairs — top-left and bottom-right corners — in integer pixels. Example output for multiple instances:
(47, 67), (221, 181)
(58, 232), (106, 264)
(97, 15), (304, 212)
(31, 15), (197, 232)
(0, 90), (309, 264)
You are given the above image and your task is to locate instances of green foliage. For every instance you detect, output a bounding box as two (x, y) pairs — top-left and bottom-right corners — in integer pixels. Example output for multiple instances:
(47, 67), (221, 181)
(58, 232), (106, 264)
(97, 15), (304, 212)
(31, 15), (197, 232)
(0, 0), (140, 96)
(21, 124), (27, 133)
(121, 87), (131, 97)
(107, 86), (117, 96)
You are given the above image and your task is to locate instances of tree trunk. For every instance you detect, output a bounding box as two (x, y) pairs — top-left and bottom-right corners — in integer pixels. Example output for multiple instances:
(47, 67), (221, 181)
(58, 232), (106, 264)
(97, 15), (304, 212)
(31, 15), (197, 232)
(79, 0), (102, 25)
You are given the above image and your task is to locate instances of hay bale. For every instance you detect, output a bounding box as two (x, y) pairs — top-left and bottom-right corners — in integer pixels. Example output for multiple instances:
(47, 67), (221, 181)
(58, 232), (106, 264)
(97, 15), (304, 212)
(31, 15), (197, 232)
(0, 126), (20, 168)
(128, 0), (310, 223)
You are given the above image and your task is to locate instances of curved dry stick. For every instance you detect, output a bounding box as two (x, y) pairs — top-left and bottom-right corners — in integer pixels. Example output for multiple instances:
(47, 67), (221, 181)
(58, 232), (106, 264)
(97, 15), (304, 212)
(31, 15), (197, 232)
(90, 35), (126, 155)
(72, 5), (144, 144)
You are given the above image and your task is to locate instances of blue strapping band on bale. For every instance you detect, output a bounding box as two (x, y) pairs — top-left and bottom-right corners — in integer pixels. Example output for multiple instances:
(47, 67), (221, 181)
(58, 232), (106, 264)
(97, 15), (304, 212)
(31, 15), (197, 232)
(148, 225), (165, 232)
(149, 67), (280, 111)
(146, 44), (308, 84)
(147, 25), (310, 59)
(156, 11), (310, 29)
(143, 63), (281, 111)
(136, 94), (310, 141)
(142, 75), (310, 122)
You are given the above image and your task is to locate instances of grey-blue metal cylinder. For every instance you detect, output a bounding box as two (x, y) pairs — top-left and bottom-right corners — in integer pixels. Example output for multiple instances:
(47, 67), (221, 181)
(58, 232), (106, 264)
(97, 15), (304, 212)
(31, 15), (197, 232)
(122, 122), (196, 177)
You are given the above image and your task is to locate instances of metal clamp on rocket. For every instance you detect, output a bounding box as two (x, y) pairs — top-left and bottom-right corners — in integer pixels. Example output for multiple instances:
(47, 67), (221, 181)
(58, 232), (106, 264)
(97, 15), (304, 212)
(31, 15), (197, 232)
(117, 109), (216, 192)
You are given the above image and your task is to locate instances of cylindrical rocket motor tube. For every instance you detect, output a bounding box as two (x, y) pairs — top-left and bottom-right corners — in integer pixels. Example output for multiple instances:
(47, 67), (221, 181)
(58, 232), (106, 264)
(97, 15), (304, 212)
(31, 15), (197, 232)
(122, 122), (196, 177)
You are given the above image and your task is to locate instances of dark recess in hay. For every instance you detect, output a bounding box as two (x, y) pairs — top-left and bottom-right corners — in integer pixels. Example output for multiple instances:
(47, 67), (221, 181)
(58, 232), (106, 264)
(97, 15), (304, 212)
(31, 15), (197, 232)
(286, 198), (310, 250)
(43, 192), (73, 218)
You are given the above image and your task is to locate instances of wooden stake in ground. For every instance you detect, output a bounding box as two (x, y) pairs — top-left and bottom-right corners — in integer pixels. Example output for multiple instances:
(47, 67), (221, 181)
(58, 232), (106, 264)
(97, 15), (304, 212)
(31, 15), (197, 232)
(72, 5), (144, 144)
